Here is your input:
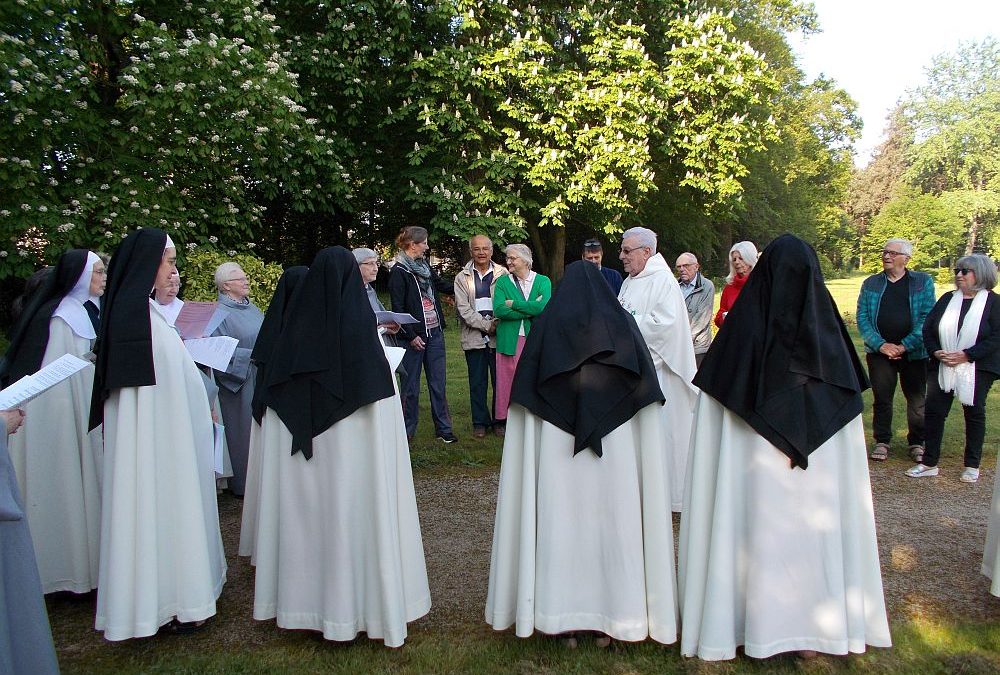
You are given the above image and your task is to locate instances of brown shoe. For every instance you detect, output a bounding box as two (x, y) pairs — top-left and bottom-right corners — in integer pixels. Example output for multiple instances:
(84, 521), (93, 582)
(473, 426), (486, 439)
(494, 425), (505, 438)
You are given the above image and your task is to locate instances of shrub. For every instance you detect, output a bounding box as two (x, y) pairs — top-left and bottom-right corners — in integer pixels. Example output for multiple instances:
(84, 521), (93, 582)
(180, 250), (283, 311)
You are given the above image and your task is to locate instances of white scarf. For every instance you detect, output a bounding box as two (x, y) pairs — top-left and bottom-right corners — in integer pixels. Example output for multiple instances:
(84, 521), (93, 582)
(52, 251), (100, 339)
(937, 289), (987, 406)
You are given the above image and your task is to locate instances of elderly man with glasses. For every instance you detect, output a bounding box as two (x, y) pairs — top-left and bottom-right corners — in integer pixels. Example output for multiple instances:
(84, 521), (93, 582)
(675, 252), (714, 367)
(856, 238), (936, 463)
(617, 227), (697, 512)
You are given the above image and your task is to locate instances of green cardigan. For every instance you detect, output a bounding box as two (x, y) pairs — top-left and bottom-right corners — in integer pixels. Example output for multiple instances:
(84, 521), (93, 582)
(493, 272), (552, 355)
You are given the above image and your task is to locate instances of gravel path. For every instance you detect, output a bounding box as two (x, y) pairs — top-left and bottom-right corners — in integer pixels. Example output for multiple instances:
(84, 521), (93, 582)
(47, 460), (1000, 664)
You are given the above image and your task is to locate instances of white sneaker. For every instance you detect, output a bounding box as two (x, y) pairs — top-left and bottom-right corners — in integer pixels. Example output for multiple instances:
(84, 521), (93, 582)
(960, 467), (980, 483)
(905, 463), (939, 478)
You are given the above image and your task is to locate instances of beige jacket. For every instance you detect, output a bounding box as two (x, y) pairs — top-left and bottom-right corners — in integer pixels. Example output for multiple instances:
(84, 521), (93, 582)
(454, 260), (508, 351)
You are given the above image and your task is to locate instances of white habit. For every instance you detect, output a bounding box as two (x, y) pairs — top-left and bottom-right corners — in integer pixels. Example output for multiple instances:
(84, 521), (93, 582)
(485, 403), (678, 643)
(983, 450), (1000, 597)
(9, 317), (103, 594)
(238, 418), (263, 561)
(252, 398), (431, 647)
(96, 302), (226, 640)
(679, 394), (891, 660)
(618, 253), (698, 511)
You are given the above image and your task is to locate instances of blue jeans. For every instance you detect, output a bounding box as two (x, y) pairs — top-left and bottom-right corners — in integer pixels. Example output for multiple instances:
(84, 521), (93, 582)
(400, 329), (453, 438)
(465, 347), (496, 428)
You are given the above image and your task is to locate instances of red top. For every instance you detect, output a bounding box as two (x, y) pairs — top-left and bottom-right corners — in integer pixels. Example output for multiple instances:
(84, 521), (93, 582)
(714, 273), (748, 328)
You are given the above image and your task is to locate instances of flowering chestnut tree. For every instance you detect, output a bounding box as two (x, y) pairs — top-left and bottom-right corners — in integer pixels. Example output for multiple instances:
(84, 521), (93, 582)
(0, 0), (348, 277)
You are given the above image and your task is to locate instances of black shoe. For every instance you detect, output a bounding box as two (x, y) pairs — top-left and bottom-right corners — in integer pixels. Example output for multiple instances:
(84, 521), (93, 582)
(437, 433), (458, 444)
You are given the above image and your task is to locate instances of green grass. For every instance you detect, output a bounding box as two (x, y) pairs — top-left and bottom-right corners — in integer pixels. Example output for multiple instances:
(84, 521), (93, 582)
(56, 619), (1000, 674)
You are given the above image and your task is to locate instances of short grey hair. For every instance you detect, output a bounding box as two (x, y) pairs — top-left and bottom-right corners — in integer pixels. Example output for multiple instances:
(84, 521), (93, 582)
(504, 243), (533, 268)
(884, 238), (913, 256)
(352, 247), (377, 265)
(726, 241), (759, 284)
(956, 254), (998, 291)
(214, 262), (244, 291)
(621, 227), (657, 250)
(469, 234), (493, 251)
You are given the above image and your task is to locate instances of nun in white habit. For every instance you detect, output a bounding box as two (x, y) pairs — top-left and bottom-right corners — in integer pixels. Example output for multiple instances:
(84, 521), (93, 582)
(486, 261), (677, 645)
(252, 247), (429, 647)
(680, 234), (891, 660)
(2, 249), (105, 594)
(238, 265), (308, 562)
(90, 229), (226, 640)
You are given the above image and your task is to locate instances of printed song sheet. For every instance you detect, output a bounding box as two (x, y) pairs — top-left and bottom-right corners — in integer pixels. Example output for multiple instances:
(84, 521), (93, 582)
(0, 353), (90, 410)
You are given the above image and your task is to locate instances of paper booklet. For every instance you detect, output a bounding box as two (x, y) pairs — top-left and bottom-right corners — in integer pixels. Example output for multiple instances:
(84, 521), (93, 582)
(0, 353), (90, 410)
(184, 336), (239, 372)
(174, 301), (230, 339)
(375, 311), (419, 326)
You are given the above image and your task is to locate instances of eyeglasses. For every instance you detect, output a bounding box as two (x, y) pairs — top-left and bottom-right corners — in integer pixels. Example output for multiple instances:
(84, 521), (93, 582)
(227, 276), (248, 283)
(621, 246), (649, 256)
(676, 263), (696, 269)
(93, 268), (107, 276)
(360, 260), (379, 266)
(954, 268), (973, 275)
(881, 250), (907, 258)
(583, 239), (602, 249)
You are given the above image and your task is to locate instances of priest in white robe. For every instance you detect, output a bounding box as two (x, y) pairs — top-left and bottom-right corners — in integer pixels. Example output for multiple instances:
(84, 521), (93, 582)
(680, 234), (891, 660)
(90, 229), (226, 640)
(3, 249), (105, 595)
(617, 226), (698, 511)
(486, 260), (677, 646)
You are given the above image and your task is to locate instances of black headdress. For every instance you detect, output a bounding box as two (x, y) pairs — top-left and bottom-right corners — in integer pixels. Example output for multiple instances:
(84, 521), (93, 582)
(510, 260), (664, 456)
(89, 228), (169, 429)
(693, 234), (869, 469)
(1, 249), (90, 387)
(250, 265), (308, 424)
(262, 248), (395, 459)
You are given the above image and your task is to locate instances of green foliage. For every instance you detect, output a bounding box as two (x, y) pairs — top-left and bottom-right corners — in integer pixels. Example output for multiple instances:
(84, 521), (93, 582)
(0, 0), (348, 278)
(400, 3), (779, 245)
(1, 0), (866, 279)
(903, 37), (1000, 254)
(861, 188), (966, 273)
(180, 250), (283, 310)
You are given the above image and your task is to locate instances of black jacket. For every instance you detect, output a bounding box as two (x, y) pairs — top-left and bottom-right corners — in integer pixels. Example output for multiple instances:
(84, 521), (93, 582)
(388, 263), (454, 342)
(924, 290), (1000, 376)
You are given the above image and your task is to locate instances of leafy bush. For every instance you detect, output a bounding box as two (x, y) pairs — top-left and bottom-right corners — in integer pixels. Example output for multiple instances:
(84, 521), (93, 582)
(180, 250), (283, 311)
(936, 266), (956, 287)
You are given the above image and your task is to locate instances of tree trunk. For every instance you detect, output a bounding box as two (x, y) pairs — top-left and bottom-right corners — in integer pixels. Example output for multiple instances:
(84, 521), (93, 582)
(966, 215), (980, 255)
(548, 228), (566, 284)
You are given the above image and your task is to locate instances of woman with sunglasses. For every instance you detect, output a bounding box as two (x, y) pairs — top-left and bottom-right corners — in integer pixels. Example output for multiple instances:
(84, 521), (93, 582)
(907, 254), (1000, 483)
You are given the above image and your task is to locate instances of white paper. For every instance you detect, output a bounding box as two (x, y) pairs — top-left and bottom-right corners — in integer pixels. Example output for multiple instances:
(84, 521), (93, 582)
(184, 336), (239, 372)
(383, 346), (406, 372)
(175, 301), (226, 339)
(213, 422), (226, 475)
(0, 353), (90, 410)
(474, 297), (493, 313)
(375, 310), (419, 326)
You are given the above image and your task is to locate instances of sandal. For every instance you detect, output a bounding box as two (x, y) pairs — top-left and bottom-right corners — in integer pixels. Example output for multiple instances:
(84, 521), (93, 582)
(909, 444), (924, 463)
(869, 443), (889, 461)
